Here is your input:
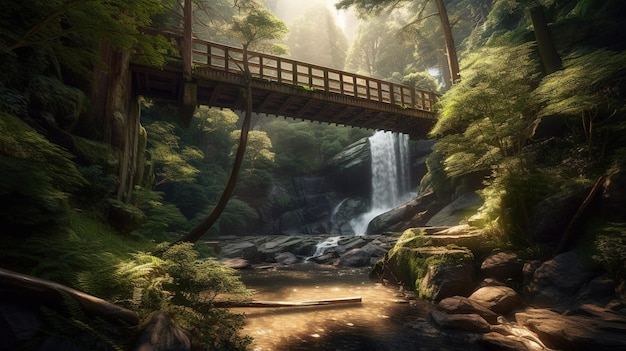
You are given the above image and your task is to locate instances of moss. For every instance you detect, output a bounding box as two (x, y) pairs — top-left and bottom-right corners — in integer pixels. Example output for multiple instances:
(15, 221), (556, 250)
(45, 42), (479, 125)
(28, 75), (86, 129)
(71, 135), (118, 171)
(382, 228), (474, 297)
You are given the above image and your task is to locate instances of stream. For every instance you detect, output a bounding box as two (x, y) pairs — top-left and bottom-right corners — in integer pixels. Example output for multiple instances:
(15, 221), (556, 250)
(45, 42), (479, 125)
(234, 265), (486, 351)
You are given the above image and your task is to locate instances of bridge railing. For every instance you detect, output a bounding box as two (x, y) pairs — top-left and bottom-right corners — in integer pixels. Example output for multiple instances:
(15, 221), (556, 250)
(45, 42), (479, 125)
(192, 40), (436, 112)
(140, 28), (437, 112)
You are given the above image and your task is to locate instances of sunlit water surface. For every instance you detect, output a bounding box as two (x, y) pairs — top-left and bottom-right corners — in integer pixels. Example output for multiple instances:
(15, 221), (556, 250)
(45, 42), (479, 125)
(234, 265), (486, 351)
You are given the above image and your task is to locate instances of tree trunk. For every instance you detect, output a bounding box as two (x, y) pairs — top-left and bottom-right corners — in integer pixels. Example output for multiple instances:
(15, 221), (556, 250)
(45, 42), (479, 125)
(529, 5), (562, 75)
(177, 46), (253, 244)
(435, 0), (460, 89)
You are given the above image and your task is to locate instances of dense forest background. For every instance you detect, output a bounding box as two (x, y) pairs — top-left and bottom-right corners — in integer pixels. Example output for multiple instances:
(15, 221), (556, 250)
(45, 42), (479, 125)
(1, 0), (625, 349)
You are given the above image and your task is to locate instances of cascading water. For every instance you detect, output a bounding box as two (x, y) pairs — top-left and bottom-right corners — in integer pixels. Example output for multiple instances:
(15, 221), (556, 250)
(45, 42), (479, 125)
(350, 131), (413, 235)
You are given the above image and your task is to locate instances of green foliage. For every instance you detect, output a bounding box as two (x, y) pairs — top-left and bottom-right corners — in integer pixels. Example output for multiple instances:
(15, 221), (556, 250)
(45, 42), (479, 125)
(144, 120), (203, 187)
(229, 0), (287, 50)
(1, 0), (167, 78)
(76, 165), (118, 210)
(536, 49), (626, 158)
(231, 129), (275, 175)
(132, 186), (190, 242)
(0, 113), (86, 233)
(401, 71), (440, 91)
(591, 223), (626, 283)
(109, 243), (253, 349)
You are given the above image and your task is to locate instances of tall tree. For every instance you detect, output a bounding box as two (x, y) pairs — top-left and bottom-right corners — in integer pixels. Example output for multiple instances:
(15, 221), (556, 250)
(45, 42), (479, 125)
(179, 1), (286, 243)
(284, 5), (349, 69)
(337, 0), (460, 88)
(517, 0), (562, 74)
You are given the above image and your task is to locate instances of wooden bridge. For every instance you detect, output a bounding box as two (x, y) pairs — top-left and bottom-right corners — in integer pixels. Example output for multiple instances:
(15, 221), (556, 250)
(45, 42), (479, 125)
(131, 29), (437, 138)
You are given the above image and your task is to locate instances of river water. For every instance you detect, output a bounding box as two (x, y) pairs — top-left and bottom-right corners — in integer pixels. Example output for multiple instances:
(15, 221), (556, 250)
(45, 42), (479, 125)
(234, 265), (486, 351)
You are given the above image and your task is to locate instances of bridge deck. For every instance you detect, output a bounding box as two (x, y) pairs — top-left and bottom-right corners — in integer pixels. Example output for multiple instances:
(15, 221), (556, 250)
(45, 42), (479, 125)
(131, 30), (437, 138)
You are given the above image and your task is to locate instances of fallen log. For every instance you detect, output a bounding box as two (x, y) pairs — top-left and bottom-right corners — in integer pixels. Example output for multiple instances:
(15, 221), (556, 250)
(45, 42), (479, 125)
(0, 268), (140, 325)
(215, 296), (362, 308)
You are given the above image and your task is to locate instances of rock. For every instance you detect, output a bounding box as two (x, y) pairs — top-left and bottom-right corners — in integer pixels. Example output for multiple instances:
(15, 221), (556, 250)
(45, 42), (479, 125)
(528, 251), (596, 309)
(515, 308), (626, 351)
(480, 252), (523, 282)
(337, 248), (372, 267)
(478, 332), (538, 351)
(107, 199), (145, 234)
(426, 192), (483, 227)
(530, 191), (585, 243)
(469, 286), (523, 315)
(220, 241), (259, 261)
(438, 296), (499, 324)
(275, 252), (299, 265)
(133, 310), (191, 351)
(423, 225), (488, 256)
(336, 235), (367, 251)
(430, 310), (491, 333)
(219, 258), (251, 269)
(330, 197), (368, 235)
(310, 252), (338, 265)
(371, 229), (475, 301)
(322, 137), (371, 196)
(367, 190), (444, 234)
(576, 275), (617, 305)
(420, 255), (476, 301)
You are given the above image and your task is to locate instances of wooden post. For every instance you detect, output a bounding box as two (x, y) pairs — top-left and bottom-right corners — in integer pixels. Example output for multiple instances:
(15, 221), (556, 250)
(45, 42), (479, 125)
(182, 0), (192, 82)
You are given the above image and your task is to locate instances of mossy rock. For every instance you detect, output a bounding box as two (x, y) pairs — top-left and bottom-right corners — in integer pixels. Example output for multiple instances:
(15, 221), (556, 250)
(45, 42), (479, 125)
(28, 75), (86, 130)
(371, 228), (475, 300)
(107, 199), (145, 234)
(70, 135), (118, 171)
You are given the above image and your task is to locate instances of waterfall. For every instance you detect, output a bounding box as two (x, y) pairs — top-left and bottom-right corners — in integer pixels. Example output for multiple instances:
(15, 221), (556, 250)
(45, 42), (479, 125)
(350, 131), (412, 235)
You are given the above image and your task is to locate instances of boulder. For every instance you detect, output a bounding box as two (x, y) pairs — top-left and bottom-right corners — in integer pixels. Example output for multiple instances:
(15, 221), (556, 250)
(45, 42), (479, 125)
(423, 225), (488, 256)
(478, 332), (539, 351)
(322, 137), (371, 196)
(219, 258), (251, 269)
(426, 192), (483, 227)
(336, 248), (372, 267)
(480, 252), (523, 282)
(330, 197), (368, 235)
(420, 253), (476, 301)
(528, 251), (596, 309)
(370, 229), (475, 301)
(275, 252), (299, 265)
(529, 191), (585, 243)
(366, 190), (444, 234)
(438, 296), (499, 324)
(133, 310), (191, 351)
(515, 308), (626, 351)
(220, 241), (260, 261)
(107, 199), (145, 234)
(469, 286), (523, 315)
(430, 310), (491, 333)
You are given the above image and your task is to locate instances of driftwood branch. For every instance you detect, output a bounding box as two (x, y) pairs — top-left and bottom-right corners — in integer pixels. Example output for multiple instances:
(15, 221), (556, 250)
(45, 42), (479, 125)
(0, 268), (140, 325)
(215, 296), (362, 308)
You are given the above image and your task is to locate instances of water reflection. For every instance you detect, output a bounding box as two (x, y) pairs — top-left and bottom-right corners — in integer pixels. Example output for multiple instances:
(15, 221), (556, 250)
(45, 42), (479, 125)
(235, 265), (486, 351)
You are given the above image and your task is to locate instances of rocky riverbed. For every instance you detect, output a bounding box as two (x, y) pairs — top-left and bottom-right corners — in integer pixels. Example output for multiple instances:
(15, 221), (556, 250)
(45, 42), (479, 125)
(216, 225), (626, 351)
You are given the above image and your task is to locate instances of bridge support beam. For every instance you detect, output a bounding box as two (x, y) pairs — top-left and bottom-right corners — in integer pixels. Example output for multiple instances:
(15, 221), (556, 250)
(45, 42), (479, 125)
(179, 81), (197, 127)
